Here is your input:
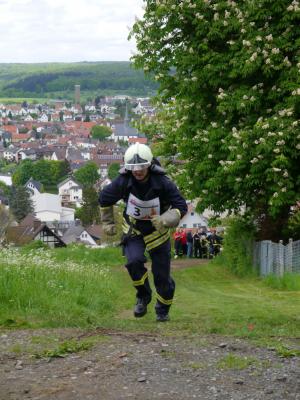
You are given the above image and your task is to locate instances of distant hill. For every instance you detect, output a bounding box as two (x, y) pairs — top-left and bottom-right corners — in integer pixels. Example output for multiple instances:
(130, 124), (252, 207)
(0, 62), (158, 101)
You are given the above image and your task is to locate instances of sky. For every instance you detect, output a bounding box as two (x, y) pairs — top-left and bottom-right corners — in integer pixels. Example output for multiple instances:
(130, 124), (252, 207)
(0, 0), (145, 63)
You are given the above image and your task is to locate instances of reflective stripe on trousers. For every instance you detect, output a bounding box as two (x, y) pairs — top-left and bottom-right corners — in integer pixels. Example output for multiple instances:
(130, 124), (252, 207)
(123, 235), (175, 312)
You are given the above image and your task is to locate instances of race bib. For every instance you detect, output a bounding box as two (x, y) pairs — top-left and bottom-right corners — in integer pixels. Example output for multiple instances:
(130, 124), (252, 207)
(126, 193), (160, 220)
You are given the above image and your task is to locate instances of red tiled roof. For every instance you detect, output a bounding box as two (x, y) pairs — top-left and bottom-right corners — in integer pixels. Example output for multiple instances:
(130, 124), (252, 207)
(128, 137), (148, 144)
(3, 125), (18, 134)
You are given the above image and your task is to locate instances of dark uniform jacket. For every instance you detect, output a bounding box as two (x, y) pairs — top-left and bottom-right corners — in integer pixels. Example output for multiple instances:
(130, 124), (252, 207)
(99, 165), (187, 237)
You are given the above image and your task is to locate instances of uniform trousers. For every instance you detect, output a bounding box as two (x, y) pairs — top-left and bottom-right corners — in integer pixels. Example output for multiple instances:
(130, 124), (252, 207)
(124, 235), (175, 315)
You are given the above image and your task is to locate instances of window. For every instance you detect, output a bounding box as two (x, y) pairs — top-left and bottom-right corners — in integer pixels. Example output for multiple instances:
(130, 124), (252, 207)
(182, 224), (187, 228)
(191, 212), (194, 216)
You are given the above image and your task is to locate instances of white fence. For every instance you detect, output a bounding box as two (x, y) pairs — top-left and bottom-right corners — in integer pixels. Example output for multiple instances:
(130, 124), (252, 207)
(253, 239), (300, 276)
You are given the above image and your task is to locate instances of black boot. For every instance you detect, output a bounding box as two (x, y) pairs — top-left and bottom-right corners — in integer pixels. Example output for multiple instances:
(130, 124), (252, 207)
(156, 313), (170, 322)
(134, 298), (149, 318)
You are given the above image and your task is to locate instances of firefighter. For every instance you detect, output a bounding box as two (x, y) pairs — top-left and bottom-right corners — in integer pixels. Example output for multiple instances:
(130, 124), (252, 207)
(99, 143), (187, 322)
(208, 229), (223, 258)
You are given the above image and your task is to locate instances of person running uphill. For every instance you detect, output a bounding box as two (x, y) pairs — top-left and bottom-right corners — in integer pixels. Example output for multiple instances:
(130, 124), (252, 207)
(99, 143), (187, 322)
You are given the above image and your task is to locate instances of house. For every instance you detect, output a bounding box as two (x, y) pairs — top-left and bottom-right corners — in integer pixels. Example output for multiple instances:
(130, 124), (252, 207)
(51, 147), (67, 161)
(16, 148), (37, 162)
(62, 224), (102, 247)
(39, 113), (49, 122)
(3, 146), (18, 162)
(25, 178), (42, 196)
(6, 214), (66, 248)
(0, 173), (12, 186)
(128, 137), (148, 145)
(0, 130), (12, 145)
(179, 202), (208, 229)
(92, 154), (123, 178)
(58, 176), (83, 207)
(30, 191), (75, 222)
(110, 122), (140, 142)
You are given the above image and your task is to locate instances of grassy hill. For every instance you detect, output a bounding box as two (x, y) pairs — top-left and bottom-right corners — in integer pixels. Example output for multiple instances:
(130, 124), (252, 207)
(0, 62), (158, 101)
(1, 244), (300, 343)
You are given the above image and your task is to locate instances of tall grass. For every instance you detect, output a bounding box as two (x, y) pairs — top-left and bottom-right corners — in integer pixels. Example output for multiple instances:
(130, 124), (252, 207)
(0, 245), (124, 328)
(263, 273), (300, 291)
(1, 245), (300, 340)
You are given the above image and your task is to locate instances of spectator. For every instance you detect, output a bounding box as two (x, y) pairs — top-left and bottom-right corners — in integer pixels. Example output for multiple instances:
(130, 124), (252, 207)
(181, 228), (187, 256)
(193, 229), (201, 258)
(186, 230), (193, 258)
(208, 229), (223, 258)
(173, 228), (183, 259)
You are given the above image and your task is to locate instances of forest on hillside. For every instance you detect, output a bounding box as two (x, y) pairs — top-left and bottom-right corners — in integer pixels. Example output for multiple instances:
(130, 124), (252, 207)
(0, 62), (158, 100)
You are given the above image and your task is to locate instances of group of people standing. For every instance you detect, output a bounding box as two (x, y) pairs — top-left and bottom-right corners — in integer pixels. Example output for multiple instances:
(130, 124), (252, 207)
(173, 228), (223, 259)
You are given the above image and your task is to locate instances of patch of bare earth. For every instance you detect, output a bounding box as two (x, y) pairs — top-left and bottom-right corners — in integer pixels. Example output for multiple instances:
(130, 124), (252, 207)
(0, 327), (299, 400)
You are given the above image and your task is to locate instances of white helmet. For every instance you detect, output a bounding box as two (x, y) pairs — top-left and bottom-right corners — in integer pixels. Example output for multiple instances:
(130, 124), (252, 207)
(124, 143), (153, 171)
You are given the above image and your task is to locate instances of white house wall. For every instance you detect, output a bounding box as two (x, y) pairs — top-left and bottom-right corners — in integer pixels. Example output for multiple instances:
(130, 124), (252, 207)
(35, 211), (61, 222)
(61, 207), (75, 221)
(179, 212), (207, 229)
(0, 174), (12, 186)
(79, 231), (97, 246)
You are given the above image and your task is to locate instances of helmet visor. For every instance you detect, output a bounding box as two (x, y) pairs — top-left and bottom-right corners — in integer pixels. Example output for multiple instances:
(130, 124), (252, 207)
(125, 161), (151, 171)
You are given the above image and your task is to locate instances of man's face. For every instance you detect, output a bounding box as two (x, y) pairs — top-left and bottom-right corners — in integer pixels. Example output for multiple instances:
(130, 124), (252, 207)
(132, 167), (149, 181)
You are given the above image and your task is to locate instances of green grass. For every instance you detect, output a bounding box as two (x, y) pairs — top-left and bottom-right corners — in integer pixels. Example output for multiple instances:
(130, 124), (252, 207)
(0, 246), (300, 342)
(263, 273), (300, 291)
(217, 353), (259, 370)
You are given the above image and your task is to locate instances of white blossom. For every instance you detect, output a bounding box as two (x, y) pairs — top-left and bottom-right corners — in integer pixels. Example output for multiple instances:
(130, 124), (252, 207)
(266, 34), (273, 41)
(242, 40), (251, 47)
(273, 192), (279, 197)
(283, 56), (292, 67)
(249, 52), (258, 62)
(271, 48), (280, 54)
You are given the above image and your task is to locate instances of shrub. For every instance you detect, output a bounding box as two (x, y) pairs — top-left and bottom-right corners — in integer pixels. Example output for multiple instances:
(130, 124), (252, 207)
(222, 216), (257, 277)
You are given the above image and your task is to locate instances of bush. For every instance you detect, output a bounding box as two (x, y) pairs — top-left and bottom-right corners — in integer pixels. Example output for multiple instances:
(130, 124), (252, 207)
(283, 210), (300, 241)
(222, 217), (257, 277)
(22, 240), (48, 250)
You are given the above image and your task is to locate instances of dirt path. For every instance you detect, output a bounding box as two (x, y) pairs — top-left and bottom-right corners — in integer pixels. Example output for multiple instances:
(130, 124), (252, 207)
(1, 327), (299, 400)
